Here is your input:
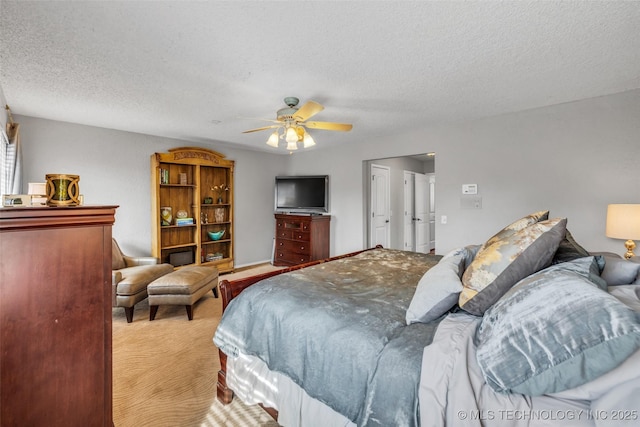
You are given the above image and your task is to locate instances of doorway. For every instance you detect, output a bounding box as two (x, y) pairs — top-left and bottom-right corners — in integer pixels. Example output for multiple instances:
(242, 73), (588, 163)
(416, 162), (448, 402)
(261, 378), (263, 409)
(402, 171), (433, 253)
(365, 153), (435, 252)
(370, 164), (391, 248)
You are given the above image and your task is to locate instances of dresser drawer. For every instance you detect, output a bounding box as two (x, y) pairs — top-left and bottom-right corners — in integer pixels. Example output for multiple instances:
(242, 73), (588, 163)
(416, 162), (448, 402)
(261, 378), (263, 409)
(276, 228), (310, 242)
(276, 229), (293, 239)
(274, 250), (311, 265)
(275, 238), (311, 255)
(290, 231), (310, 241)
(277, 218), (310, 232)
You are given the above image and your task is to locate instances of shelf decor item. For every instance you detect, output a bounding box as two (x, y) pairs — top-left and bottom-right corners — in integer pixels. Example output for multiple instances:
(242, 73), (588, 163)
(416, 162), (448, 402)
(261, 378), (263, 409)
(208, 230), (225, 241)
(28, 182), (47, 206)
(45, 174), (80, 206)
(214, 207), (225, 223)
(159, 168), (169, 184)
(160, 207), (172, 226)
(211, 184), (229, 203)
(176, 217), (194, 226)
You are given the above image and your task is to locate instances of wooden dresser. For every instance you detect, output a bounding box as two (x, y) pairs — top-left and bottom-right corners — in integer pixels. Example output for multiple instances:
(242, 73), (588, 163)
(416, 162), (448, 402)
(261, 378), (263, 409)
(273, 213), (331, 267)
(0, 206), (117, 426)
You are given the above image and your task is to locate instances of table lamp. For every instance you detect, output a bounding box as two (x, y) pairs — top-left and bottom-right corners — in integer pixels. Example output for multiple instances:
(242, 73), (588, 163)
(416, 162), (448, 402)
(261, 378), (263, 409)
(606, 204), (640, 259)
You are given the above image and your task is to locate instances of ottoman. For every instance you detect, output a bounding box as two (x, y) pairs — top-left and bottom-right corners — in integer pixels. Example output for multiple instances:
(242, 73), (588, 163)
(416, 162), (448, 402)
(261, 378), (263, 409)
(147, 266), (219, 320)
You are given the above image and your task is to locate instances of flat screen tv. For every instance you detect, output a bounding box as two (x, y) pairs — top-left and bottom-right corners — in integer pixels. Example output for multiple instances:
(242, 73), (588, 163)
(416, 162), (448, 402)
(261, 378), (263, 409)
(275, 175), (329, 213)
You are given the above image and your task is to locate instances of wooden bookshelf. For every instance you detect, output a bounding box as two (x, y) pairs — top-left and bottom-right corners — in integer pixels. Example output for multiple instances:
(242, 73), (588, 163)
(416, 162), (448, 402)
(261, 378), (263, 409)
(151, 147), (234, 273)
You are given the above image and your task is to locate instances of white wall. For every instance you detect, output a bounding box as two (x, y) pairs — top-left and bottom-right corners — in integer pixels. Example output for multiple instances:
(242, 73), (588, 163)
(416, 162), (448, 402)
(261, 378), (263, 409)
(15, 116), (288, 266)
(288, 89), (640, 256)
(11, 89), (640, 263)
(364, 156), (427, 250)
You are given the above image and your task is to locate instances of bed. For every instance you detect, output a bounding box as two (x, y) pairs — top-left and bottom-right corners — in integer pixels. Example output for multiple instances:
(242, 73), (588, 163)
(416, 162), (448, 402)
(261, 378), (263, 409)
(213, 211), (640, 426)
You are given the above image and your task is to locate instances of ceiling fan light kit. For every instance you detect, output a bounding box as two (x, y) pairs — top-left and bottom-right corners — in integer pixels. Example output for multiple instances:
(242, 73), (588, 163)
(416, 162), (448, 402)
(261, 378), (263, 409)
(243, 97), (352, 151)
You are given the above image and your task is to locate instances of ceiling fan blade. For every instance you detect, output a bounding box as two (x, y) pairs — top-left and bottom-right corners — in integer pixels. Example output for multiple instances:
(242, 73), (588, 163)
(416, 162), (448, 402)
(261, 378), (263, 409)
(238, 116), (282, 124)
(293, 101), (324, 122)
(304, 121), (353, 132)
(242, 125), (280, 133)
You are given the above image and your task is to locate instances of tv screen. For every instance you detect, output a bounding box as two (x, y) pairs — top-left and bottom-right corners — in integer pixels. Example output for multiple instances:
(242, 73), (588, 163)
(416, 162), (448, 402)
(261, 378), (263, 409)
(275, 175), (329, 213)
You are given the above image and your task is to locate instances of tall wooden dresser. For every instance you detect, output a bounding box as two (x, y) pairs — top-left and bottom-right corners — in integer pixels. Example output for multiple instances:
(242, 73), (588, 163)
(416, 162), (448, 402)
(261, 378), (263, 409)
(0, 206), (117, 426)
(273, 213), (331, 266)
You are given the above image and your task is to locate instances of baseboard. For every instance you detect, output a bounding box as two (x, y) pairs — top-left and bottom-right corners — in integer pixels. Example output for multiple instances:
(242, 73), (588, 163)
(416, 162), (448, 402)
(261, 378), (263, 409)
(227, 259), (274, 272)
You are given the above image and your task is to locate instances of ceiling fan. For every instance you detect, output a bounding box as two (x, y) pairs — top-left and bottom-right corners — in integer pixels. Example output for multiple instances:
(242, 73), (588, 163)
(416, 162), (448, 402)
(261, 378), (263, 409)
(242, 97), (352, 151)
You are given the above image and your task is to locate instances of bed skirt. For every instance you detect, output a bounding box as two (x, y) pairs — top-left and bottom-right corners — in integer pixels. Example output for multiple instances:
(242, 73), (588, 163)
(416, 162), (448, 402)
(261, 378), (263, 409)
(227, 352), (356, 427)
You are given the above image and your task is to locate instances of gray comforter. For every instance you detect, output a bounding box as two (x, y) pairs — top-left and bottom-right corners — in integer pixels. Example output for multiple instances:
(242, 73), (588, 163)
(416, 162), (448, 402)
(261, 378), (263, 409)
(214, 248), (443, 426)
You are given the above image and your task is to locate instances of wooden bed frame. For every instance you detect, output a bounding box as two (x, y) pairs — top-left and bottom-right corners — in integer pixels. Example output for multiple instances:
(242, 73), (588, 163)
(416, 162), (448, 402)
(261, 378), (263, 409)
(215, 246), (382, 419)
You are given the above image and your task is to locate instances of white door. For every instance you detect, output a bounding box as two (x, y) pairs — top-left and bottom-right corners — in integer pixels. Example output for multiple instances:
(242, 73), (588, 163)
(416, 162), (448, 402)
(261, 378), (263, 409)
(414, 173), (430, 254)
(428, 174), (436, 251)
(370, 164), (391, 248)
(403, 171), (415, 251)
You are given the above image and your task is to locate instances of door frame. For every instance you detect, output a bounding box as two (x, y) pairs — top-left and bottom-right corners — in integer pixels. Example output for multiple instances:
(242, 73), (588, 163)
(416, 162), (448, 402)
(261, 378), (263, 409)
(414, 172), (430, 253)
(403, 171), (415, 251)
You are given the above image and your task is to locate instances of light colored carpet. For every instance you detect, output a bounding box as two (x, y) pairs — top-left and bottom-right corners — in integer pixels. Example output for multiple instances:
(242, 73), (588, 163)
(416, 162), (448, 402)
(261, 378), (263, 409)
(112, 264), (283, 427)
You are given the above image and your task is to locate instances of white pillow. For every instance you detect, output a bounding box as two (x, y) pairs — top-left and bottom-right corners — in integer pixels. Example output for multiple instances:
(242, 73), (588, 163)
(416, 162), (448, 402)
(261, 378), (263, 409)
(406, 246), (477, 324)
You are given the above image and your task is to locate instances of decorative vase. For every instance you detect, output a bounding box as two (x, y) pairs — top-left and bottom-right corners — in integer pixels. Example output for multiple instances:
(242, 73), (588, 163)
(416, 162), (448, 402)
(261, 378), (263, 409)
(160, 207), (172, 226)
(214, 208), (224, 223)
(217, 196), (223, 204)
(45, 174), (80, 206)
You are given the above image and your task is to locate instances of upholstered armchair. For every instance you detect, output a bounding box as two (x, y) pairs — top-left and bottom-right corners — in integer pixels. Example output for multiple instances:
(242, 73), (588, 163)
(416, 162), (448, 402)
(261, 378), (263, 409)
(112, 238), (174, 323)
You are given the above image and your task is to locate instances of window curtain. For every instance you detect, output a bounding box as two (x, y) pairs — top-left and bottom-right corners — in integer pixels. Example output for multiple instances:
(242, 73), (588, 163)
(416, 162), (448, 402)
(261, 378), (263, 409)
(1, 105), (23, 196)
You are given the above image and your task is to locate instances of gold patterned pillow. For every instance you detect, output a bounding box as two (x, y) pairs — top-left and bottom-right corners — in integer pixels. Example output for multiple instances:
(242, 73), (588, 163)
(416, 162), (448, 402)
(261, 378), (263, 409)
(459, 217), (567, 315)
(482, 210), (549, 249)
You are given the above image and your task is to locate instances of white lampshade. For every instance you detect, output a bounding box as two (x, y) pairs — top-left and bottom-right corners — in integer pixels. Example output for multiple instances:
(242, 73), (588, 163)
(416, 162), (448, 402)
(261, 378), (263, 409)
(606, 204), (640, 239)
(266, 131), (279, 147)
(285, 127), (298, 144)
(286, 140), (298, 151)
(606, 204), (640, 259)
(303, 132), (316, 148)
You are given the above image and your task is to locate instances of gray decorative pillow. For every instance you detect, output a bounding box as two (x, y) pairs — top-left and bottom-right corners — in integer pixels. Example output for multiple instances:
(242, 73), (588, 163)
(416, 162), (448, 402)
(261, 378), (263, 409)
(459, 217), (567, 316)
(476, 259), (640, 396)
(550, 255), (608, 290)
(406, 247), (474, 324)
(553, 229), (590, 264)
(592, 252), (640, 286)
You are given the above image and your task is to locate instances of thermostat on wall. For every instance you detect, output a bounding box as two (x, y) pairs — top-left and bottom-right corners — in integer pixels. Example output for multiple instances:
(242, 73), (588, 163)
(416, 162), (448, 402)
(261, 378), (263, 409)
(462, 184), (478, 195)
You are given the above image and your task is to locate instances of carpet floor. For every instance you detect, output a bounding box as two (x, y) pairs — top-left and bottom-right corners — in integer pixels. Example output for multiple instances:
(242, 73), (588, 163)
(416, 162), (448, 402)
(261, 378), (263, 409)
(112, 264), (283, 427)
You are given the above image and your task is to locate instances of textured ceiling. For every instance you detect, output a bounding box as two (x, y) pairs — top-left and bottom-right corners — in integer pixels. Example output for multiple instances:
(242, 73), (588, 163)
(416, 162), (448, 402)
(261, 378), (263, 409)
(1, 1), (639, 154)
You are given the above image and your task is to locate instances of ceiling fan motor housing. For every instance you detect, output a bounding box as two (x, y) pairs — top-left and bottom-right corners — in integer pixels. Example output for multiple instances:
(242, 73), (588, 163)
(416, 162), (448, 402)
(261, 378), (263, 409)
(277, 97), (300, 121)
